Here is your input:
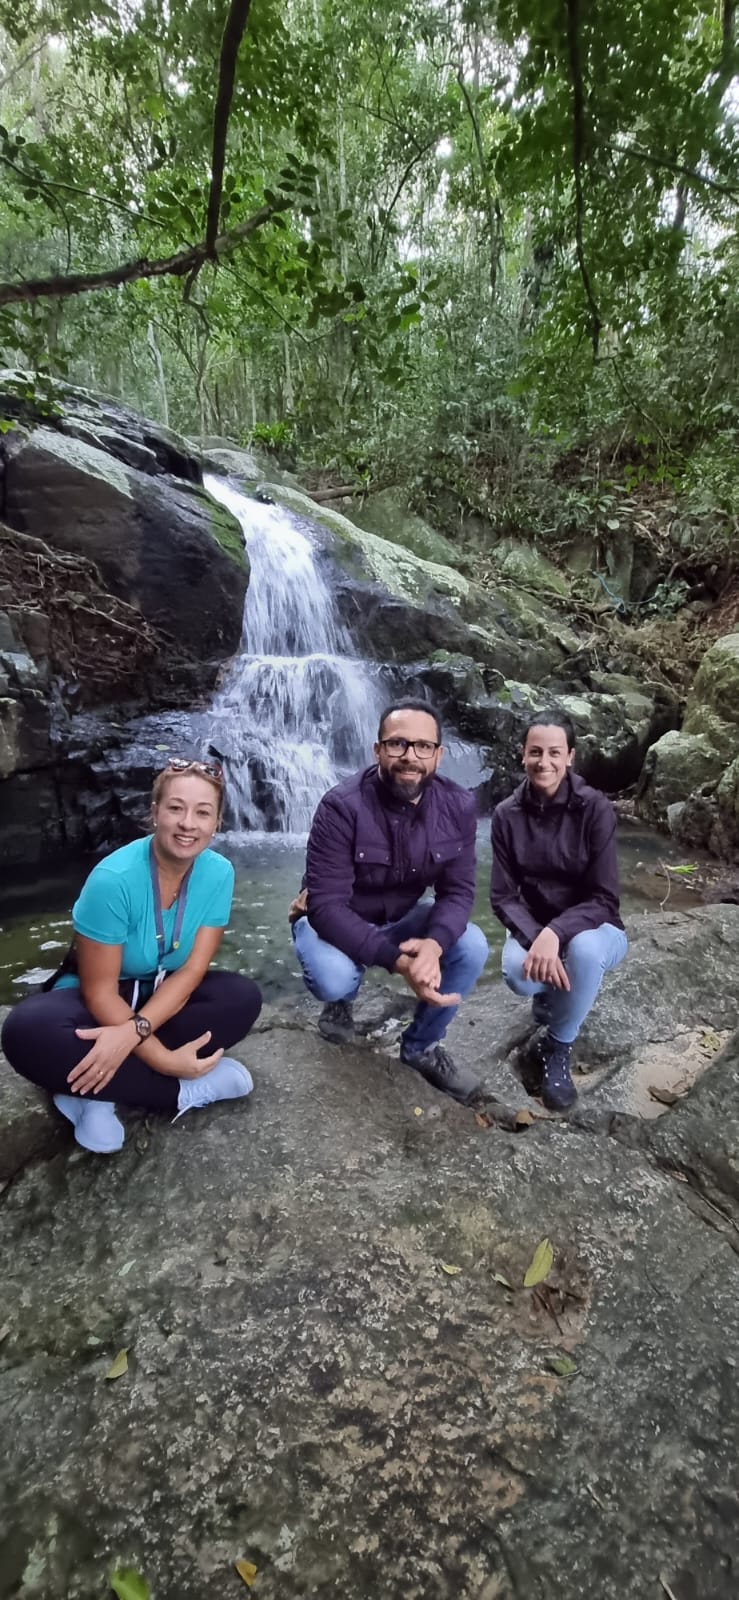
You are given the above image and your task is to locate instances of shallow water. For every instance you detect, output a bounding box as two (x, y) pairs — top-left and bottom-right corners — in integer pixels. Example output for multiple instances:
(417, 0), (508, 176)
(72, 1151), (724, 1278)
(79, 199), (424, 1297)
(0, 823), (705, 1006)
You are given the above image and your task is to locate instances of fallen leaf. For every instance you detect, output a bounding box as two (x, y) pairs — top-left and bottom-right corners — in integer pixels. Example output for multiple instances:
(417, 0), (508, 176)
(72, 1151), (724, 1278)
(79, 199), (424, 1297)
(699, 1028), (722, 1053)
(523, 1238), (554, 1288)
(0, 1323), (10, 1344)
(514, 1108), (535, 1128)
(648, 1085), (680, 1107)
(492, 1272), (514, 1290)
(547, 1355), (578, 1377)
(440, 1262), (462, 1276)
(110, 1568), (150, 1600)
(586, 1482), (606, 1509)
(413, 1106), (424, 1117)
(668, 863), (697, 875)
(105, 1348), (129, 1381)
(474, 1110), (493, 1128)
(118, 1259), (136, 1277)
(235, 1558), (258, 1587)
(658, 1577), (679, 1600)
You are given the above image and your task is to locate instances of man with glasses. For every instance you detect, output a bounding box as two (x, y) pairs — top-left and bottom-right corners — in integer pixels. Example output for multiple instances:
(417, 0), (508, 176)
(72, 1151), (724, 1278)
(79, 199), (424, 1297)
(290, 700), (489, 1103)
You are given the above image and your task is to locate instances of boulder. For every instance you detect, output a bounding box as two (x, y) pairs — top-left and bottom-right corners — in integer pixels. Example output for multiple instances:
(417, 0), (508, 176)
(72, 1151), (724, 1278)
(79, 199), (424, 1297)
(683, 630), (739, 747)
(348, 486), (463, 568)
(266, 482), (582, 683)
(636, 729), (728, 825)
(2, 427), (247, 659)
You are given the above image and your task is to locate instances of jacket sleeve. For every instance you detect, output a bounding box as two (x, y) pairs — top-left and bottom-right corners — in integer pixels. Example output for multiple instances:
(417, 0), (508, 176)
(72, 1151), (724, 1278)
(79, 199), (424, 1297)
(305, 794), (401, 972)
(425, 798), (478, 952)
(547, 798), (621, 944)
(490, 811), (543, 947)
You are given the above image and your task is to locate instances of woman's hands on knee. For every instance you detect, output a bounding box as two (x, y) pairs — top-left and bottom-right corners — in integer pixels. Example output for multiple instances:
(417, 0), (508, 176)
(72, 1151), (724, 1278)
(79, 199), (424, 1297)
(523, 929), (571, 990)
(68, 1022), (137, 1096)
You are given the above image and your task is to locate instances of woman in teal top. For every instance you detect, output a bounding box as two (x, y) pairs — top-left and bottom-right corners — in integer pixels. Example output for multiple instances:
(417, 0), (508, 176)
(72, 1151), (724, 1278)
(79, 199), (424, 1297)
(2, 759), (262, 1154)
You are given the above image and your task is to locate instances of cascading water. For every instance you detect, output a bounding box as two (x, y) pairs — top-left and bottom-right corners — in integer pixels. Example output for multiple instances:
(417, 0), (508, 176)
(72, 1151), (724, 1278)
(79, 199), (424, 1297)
(205, 475), (385, 832)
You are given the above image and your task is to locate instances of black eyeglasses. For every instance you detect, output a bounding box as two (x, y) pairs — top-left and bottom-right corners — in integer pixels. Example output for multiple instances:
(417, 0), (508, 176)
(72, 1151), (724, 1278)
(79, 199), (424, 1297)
(164, 757), (224, 782)
(379, 738), (440, 759)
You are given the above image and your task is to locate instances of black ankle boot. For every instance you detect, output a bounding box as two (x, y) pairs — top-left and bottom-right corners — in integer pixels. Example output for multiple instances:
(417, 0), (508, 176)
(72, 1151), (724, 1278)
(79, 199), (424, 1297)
(318, 1000), (356, 1044)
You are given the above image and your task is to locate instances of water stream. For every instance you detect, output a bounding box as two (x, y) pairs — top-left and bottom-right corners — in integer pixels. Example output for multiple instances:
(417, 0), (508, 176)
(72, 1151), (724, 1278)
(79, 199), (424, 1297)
(204, 475), (386, 833)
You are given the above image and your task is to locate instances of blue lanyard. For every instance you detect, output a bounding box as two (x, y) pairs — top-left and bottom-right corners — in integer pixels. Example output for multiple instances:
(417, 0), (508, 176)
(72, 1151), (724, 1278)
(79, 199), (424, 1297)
(149, 840), (192, 958)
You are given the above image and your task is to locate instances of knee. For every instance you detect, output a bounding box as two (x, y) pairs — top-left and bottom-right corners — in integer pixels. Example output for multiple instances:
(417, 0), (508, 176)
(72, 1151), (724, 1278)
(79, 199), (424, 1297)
(1, 997), (40, 1070)
(565, 930), (607, 974)
(454, 922), (489, 974)
(310, 958), (360, 1003)
(501, 941), (528, 992)
(224, 973), (263, 1035)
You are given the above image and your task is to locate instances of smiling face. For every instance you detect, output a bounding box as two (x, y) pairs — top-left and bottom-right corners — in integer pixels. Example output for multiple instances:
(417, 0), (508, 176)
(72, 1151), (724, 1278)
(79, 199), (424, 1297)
(374, 707), (443, 804)
(522, 723), (574, 798)
(151, 772), (222, 866)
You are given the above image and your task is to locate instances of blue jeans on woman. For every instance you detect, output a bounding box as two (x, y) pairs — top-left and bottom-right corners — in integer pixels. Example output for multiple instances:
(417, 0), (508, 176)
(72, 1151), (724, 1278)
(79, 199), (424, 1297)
(293, 902), (489, 1055)
(501, 923), (628, 1044)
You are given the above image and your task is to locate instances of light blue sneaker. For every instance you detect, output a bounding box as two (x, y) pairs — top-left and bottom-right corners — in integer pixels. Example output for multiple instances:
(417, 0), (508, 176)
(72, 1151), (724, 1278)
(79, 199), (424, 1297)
(53, 1094), (125, 1154)
(174, 1056), (254, 1120)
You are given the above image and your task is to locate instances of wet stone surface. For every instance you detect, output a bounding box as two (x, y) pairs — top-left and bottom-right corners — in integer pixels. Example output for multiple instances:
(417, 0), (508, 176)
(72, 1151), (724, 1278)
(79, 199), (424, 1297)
(2, 909), (739, 1599)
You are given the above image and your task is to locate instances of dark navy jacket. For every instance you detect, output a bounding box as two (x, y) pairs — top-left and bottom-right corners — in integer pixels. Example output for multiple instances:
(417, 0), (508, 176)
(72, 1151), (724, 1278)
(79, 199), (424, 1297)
(305, 765), (477, 971)
(490, 771), (624, 948)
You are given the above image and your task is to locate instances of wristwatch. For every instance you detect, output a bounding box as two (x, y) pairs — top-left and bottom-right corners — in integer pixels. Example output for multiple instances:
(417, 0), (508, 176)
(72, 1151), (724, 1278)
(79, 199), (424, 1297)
(133, 1014), (153, 1041)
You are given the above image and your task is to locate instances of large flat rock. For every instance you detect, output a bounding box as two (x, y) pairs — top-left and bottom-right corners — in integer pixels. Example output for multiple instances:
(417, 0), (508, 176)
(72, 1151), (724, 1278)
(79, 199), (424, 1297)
(2, 982), (739, 1599)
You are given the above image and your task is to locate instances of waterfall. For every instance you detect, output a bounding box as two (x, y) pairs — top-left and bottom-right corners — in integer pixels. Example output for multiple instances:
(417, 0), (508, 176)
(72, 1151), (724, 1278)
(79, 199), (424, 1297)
(204, 475), (384, 833)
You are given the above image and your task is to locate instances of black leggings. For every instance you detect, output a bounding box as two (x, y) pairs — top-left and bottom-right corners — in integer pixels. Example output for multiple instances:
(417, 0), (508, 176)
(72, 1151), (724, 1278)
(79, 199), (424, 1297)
(1, 971), (262, 1112)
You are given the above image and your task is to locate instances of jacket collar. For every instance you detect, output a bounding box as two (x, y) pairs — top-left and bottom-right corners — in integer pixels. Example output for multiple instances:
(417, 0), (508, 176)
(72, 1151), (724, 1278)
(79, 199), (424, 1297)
(367, 763), (435, 818)
(513, 770), (586, 814)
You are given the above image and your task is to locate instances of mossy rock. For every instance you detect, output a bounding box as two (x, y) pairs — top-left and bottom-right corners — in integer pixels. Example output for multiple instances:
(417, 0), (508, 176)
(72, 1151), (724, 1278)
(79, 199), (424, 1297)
(637, 729), (728, 825)
(195, 484), (247, 571)
(349, 487), (462, 568)
(684, 631), (739, 748)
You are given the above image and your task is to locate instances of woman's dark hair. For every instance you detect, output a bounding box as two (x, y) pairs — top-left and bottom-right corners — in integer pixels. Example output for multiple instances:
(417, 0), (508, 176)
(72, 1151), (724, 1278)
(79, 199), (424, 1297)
(377, 699), (443, 743)
(522, 710), (577, 751)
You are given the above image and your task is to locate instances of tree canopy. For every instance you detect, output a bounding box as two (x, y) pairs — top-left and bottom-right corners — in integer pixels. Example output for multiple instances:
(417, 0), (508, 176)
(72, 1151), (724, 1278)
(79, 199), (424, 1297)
(0, 0), (737, 546)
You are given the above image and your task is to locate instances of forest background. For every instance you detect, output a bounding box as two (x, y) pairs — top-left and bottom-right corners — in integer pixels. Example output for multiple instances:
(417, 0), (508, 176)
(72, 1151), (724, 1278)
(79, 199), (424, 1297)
(0, 0), (737, 583)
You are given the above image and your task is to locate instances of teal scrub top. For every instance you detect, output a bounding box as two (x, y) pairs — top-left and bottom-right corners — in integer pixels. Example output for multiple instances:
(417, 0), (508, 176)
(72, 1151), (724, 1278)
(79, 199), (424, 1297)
(56, 836), (234, 988)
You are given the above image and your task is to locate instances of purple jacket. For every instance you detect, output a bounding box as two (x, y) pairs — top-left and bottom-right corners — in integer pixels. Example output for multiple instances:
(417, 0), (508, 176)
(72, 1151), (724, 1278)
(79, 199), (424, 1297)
(490, 771), (623, 948)
(305, 765), (477, 971)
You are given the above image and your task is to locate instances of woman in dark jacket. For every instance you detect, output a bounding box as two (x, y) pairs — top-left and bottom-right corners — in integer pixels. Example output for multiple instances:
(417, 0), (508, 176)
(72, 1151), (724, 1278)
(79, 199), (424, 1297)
(491, 713), (627, 1111)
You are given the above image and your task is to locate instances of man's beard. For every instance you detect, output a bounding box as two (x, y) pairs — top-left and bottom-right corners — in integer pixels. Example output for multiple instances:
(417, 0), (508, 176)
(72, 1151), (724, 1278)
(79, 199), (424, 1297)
(379, 765), (432, 803)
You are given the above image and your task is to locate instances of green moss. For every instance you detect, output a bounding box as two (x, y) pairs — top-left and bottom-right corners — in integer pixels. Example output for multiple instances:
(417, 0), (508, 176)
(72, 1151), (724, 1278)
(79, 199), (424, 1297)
(197, 486), (248, 569)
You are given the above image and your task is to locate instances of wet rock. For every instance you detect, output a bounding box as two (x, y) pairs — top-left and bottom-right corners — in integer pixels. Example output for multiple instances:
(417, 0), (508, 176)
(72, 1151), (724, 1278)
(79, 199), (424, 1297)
(348, 486), (463, 568)
(2, 973), (739, 1599)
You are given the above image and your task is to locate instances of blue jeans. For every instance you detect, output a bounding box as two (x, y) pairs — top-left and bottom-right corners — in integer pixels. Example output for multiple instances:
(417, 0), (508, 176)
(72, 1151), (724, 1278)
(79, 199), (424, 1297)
(293, 902), (489, 1055)
(501, 923), (628, 1045)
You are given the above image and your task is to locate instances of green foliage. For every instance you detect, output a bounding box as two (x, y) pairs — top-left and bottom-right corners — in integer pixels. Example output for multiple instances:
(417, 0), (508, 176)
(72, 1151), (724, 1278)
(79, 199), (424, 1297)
(0, 0), (736, 579)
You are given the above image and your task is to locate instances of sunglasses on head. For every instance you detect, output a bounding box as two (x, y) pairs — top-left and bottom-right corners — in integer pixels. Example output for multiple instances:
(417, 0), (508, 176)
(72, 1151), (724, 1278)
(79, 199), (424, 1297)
(164, 757), (224, 781)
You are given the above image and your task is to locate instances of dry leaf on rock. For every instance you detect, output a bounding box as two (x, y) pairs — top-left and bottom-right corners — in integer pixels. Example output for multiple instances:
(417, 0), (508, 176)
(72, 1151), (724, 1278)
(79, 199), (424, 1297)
(514, 1108), (535, 1128)
(105, 1348), (129, 1381)
(235, 1558), (258, 1587)
(492, 1272), (513, 1290)
(474, 1110), (493, 1128)
(440, 1262), (462, 1276)
(658, 1576), (680, 1600)
(523, 1238), (554, 1288)
(110, 1568), (150, 1600)
(413, 1106), (424, 1117)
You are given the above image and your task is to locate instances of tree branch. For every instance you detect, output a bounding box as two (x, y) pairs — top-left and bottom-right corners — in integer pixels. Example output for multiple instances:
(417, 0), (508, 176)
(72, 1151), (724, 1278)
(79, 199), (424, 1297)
(0, 200), (289, 307)
(457, 69), (502, 295)
(564, 0), (601, 356)
(205, 0), (254, 255)
(610, 141), (739, 200)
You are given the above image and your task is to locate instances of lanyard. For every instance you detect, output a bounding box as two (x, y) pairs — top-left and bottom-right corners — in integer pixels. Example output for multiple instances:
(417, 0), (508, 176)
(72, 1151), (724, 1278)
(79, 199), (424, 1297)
(149, 840), (192, 960)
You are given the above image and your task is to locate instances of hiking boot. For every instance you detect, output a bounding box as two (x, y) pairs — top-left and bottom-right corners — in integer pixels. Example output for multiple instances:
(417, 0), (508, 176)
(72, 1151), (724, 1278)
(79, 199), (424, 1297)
(400, 1040), (482, 1106)
(318, 1000), (356, 1045)
(539, 1034), (577, 1111)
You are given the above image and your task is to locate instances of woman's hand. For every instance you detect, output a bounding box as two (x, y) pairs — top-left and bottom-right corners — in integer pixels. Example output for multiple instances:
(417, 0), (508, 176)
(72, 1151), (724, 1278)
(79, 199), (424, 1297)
(68, 1021), (136, 1096)
(523, 929), (571, 990)
(164, 1032), (224, 1080)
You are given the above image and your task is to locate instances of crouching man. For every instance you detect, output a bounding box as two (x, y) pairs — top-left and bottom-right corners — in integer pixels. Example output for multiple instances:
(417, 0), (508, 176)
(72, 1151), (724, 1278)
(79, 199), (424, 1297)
(291, 700), (489, 1104)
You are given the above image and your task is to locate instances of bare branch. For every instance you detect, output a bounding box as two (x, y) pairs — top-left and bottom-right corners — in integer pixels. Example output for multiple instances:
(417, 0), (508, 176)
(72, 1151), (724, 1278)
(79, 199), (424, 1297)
(205, 0), (254, 255)
(0, 200), (289, 307)
(610, 141), (739, 200)
(457, 69), (502, 295)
